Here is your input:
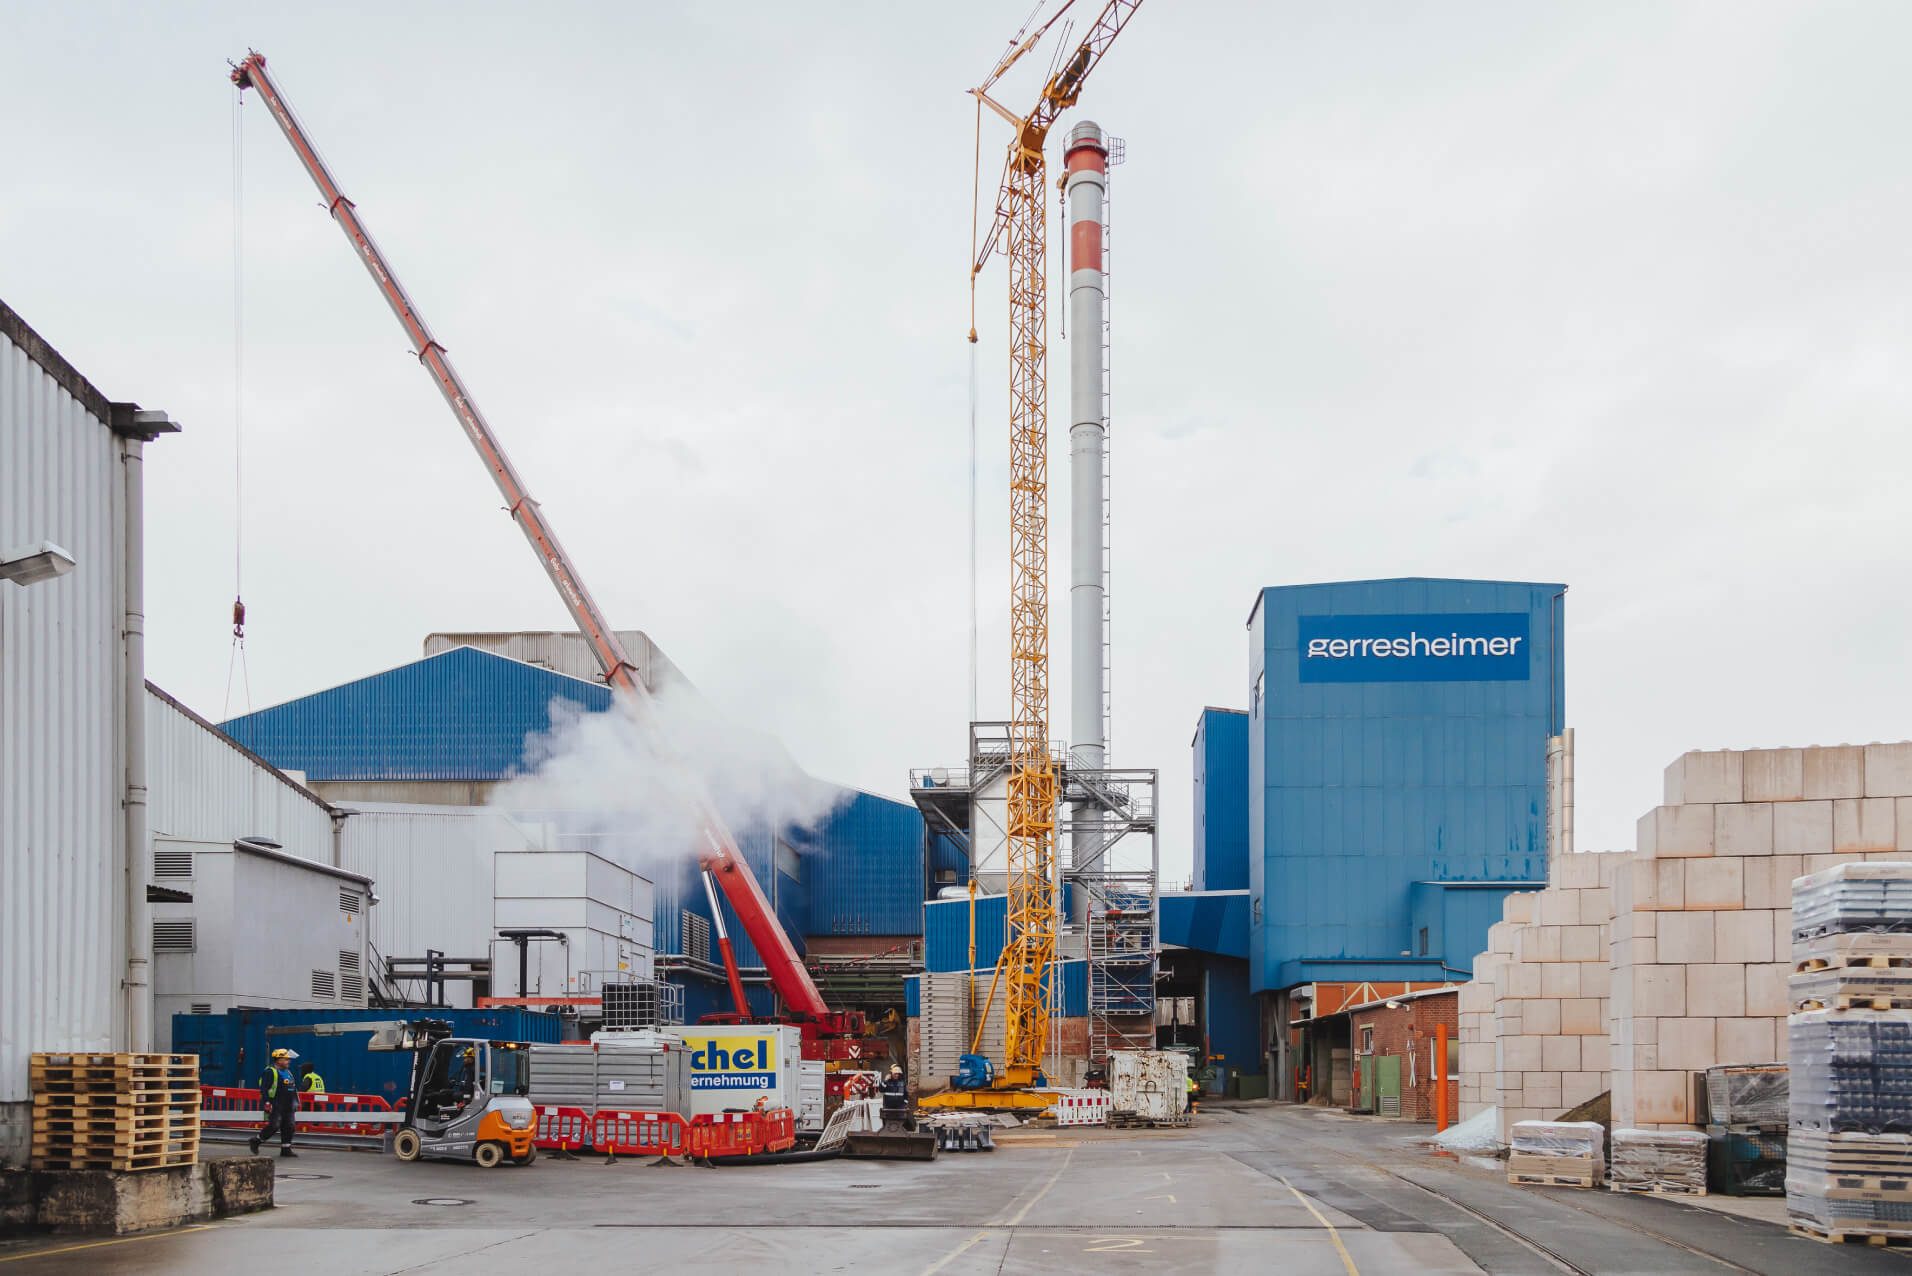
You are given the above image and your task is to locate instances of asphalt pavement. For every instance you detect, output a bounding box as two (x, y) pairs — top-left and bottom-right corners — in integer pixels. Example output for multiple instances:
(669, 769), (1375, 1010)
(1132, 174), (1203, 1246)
(0, 1103), (1902, 1274)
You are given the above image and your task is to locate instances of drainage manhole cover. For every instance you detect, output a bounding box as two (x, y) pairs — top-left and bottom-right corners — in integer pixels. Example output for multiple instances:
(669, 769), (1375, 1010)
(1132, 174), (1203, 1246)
(277, 1173), (332, 1181)
(412, 1198), (472, 1207)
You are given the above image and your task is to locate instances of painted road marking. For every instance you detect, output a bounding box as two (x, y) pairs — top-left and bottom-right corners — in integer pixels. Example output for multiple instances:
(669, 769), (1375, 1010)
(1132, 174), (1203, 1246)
(1084, 1237), (1153, 1253)
(1275, 1172), (1359, 1276)
(920, 1229), (994, 1276)
(0, 1226), (215, 1266)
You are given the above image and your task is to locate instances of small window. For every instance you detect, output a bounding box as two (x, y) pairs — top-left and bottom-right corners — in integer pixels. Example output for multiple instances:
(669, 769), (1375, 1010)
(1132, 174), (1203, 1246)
(190, 1003), (213, 1016)
(339, 889), (362, 914)
(341, 973), (365, 1002)
(339, 949), (360, 973)
(1361, 1025), (1375, 1054)
(1419, 927), (1430, 958)
(682, 910), (711, 964)
(1252, 672), (1264, 717)
(153, 920), (195, 953)
(154, 850), (194, 878)
(311, 970), (336, 999)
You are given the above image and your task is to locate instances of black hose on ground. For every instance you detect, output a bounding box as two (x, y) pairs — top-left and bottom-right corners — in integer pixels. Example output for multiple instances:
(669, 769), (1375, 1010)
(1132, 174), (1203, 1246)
(702, 1146), (842, 1167)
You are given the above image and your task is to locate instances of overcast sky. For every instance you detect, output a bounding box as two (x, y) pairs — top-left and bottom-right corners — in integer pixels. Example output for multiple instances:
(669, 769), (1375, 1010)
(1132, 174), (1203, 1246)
(6, 2), (1911, 885)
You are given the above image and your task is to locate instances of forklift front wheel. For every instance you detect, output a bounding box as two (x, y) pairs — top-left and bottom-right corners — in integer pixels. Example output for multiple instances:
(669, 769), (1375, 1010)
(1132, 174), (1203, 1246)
(474, 1141), (505, 1169)
(393, 1129), (423, 1162)
(512, 1145), (537, 1166)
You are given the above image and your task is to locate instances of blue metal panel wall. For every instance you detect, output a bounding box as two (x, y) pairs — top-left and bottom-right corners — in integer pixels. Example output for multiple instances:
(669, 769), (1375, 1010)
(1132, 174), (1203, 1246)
(222, 646), (613, 780)
(913, 961), (1088, 1017)
(1249, 579), (1566, 993)
(928, 831), (966, 888)
(1201, 957), (1259, 1071)
(673, 975), (776, 1023)
(174, 1007), (565, 1100)
(1159, 892), (1251, 959)
(653, 828), (790, 969)
(925, 895), (1007, 973)
(1193, 709), (1250, 891)
(903, 974), (920, 1018)
(796, 791), (927, 936)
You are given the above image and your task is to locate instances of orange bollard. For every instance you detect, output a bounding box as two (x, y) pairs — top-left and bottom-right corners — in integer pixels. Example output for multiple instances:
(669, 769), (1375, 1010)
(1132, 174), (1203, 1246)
(1435, 1023), (1449, 1131)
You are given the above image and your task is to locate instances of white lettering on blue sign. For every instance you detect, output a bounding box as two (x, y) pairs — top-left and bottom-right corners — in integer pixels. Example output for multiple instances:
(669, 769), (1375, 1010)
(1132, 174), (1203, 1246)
(1296, 613), (1532, 684)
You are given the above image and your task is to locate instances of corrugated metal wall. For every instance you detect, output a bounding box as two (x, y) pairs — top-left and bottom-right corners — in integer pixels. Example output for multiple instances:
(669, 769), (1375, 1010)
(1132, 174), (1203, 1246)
(0, 310), (127, 1164)
(1249, 578), (1565, 992)
(797, 791), (926, 936)
(925, 895), (1007, 972)
(146, 686), (337, 862)
(338, 804), (549, 1000)
(1192, 708), (1250, 891)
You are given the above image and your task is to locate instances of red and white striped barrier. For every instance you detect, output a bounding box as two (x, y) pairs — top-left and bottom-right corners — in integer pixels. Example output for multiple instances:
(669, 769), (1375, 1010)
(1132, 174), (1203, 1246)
(536, 1105), (593, 1152)
(592, 1109), (689, 1157)
(1053, 1090), (1112, 1127)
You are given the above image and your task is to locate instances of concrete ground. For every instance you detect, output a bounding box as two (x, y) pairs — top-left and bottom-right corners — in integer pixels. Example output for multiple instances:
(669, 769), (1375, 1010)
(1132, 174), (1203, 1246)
(0, 1102), (1902, 1274)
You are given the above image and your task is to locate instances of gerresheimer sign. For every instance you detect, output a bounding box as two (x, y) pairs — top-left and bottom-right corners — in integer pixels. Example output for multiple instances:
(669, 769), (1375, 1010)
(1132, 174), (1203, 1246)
(1297, 612), (1530, 683)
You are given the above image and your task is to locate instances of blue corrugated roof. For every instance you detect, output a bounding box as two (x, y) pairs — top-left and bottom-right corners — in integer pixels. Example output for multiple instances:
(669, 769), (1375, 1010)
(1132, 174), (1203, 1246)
(222, 646), (613, 781)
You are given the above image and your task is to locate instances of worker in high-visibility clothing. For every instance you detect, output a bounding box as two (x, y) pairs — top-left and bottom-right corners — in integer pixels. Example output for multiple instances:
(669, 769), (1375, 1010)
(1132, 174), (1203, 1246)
(250, 1048), (299, 1157)
(298, 1063), (326, 1096)
(1185, 1073), (1200, 1116)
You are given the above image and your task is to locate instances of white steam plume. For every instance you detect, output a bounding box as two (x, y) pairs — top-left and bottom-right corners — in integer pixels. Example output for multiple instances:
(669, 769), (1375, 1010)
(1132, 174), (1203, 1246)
(491, 680), (844, 868)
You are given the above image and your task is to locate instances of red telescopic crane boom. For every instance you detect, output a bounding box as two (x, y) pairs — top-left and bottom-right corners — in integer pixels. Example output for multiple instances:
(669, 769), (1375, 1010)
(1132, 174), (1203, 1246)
(231, 51), (841, 1030)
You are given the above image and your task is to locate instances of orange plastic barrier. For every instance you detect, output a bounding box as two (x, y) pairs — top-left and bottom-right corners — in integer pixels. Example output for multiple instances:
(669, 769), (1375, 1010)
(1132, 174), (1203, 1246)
(200, 1086), (395, 1137)
(536, 1105), (593, 1151)
(686, 1108), (796, 1158)
(592, 1109), (689, 1157)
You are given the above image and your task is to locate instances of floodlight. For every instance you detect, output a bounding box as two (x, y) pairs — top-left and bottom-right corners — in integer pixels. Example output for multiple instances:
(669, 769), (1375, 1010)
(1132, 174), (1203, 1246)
(0, 541), (76, 587)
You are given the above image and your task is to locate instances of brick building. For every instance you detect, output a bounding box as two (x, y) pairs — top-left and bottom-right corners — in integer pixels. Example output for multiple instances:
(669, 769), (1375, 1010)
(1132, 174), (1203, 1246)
(1293, 984), (1459, 1118)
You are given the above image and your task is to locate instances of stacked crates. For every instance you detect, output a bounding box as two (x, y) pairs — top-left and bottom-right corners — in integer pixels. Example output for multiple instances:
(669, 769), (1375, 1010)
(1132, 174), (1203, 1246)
(30, 1052), (200, 1172)
(1610, 1129), (1707, 1196)
(1703, 1063), (1787, 1196)
(1788, 864), (1912, 1246)
(1506, 1120), (1604, 1188)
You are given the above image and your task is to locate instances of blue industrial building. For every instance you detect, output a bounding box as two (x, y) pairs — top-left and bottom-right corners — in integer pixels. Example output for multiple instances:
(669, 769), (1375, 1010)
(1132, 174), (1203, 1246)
(1169, 578), (1562, 1094)
(223, 643), (928, 1019)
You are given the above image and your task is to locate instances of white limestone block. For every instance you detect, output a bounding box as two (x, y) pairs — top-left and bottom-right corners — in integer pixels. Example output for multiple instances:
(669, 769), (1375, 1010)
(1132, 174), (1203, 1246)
(1653, 804), (1716, 858)
(1578, 887), (1614, 926)
(1714, 803), (1774, 857)
(1634, 1070), (1692, 1126)
(1503, 891), (1538, 925)
(1633, 965), (1686, 1016)
(1580, 961), (1611, 999)
(1868, 744), (1912, 797)
(1773, 800), (1833, 855)
(1834, 797), (1897, 853)
(1525, 999), (1562, 1035)
(1658, 1017), (1718, 1071)
(1898, 799), (1912, 849)
(1542, 1037), (1581, 1073)
(1715, 1017), (1777, 1066)
(1563, 1071), (1605, 1108)
(1745, 963), (1790, 1018)
(1538, 891), (1582, 927)
(1742, 749), (1805, 803)
(1561, 926), (1603, 962)
(1560, 997), (1602, 1035)
(1504, 962), (1542, 999)
(1657, 913), (1717, 964)
(1487, 920), (1520, 955)
(1541, 963), (1583, 999)
(1684, 857), (1745, 910)
(1685, 963), (1746, 1017)
(1804, 746), (1866, 800)
(1503, 1035), (1543, 1071)
(1743, 854), (1805, 910)
(1519, 926), (1563, 964)
(1716, 909), (1777, 964)
(1670, 750), (1744, 805)
(1613, 936), (1657, 968)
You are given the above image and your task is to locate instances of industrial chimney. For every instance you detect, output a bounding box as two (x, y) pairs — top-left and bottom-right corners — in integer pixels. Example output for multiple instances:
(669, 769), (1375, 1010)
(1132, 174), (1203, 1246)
(1065, 120), (1109, 869)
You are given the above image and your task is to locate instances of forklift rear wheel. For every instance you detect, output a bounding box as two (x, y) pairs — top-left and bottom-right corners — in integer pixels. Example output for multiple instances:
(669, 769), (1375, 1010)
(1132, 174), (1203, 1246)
(512, 1145), (537, 1166)
(393, 1128), (423, 1162)
(474, 1141), (505, 1168)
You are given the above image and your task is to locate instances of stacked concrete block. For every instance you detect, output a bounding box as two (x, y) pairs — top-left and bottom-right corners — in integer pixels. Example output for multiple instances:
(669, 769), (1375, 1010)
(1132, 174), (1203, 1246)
(1456, 851), (1627, 1136)
(1611, 744), (1912, 1130)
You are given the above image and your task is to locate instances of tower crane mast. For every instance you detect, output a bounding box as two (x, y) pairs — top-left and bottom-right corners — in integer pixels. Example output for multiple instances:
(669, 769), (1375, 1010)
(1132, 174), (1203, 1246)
(968, 0), (1142, 1089)
(230, 52), (862, 1053)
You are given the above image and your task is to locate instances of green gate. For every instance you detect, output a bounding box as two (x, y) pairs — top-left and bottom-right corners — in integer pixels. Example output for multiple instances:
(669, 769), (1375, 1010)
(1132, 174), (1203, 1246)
(1375, 1054), (1403, 1117)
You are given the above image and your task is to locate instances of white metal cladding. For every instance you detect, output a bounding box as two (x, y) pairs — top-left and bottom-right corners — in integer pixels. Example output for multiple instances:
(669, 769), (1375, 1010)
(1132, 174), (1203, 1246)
(339, 803), (550, 1003)
(145, 686), (337, 863)
(0, 321), (127, 1157)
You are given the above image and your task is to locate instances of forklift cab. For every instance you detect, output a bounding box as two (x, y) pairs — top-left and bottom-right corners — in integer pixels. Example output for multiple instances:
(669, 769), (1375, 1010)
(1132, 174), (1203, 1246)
(372, 1023), (537, 1168)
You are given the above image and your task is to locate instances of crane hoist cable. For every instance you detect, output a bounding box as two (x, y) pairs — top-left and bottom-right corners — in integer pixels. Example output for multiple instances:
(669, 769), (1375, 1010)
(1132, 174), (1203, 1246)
(224, 84), (252, 719)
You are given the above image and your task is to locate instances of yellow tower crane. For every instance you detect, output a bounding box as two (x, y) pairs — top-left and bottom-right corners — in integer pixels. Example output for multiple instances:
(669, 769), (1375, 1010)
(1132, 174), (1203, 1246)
(962, 0), (1143, 1099)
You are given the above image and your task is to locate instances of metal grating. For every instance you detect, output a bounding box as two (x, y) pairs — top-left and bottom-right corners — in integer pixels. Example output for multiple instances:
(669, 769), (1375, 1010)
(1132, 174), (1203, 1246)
(339, 888), (361, 914)
(153, 920), (195, 953)
(190, 1003), (213, 1015)
(340, 973), (364, 1002)
(601, 979), (682, 1030)
(339, 949), (360, 972)
(311, 970), (336, 999)
(153, 850), (193, 878)
(681, 910), (711, 964)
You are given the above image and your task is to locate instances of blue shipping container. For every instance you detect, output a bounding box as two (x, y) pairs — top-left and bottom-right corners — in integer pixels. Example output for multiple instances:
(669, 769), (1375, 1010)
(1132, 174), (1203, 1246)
(173, 1007), (567, 1101)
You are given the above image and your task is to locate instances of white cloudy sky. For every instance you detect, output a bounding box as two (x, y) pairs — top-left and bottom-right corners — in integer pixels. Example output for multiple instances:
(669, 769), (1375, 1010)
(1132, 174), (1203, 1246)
(5, 2), (1910, 885)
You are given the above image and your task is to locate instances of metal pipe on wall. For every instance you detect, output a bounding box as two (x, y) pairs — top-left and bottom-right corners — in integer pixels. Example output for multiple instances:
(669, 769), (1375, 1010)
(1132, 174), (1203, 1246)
(1065, 122), (1109, 822)
(119, 427), (151, 1051)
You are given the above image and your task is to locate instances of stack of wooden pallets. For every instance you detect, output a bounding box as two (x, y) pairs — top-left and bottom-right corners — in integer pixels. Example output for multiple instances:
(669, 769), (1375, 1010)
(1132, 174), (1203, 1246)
(1506, 1120), (1605, 1188)
(30, 1052), (200, 1172)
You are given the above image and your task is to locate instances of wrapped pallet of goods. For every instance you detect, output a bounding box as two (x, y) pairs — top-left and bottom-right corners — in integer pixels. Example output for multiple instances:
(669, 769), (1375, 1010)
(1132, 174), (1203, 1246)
(1506, 1120), (1604, 1188)
(1610, 1128), (1707, 1196)
(1788, 863), (1912, 1247)
(1703, 1063), (1787, 1196)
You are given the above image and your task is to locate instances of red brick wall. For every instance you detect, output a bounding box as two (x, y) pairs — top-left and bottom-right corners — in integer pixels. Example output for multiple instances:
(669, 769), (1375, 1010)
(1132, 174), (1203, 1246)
(1349, 991), (1459, 1121)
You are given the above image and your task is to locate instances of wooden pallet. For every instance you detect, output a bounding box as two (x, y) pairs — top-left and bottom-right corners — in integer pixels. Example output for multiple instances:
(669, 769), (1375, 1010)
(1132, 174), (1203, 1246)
(1789, 1221), (1912, 1247)
(1609, 1182), (1707, 1197)
(1797, 952), (1912, 973)
(29, 1148), (197, 1173)
(34, 1112), (200, 1134)
(1795, 993), (1912, 1012)
(1510, 1172), (1601, 1189)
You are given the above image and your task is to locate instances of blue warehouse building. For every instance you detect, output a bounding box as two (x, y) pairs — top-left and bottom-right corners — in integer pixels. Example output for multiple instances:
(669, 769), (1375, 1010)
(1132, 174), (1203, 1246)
(1170, 578), (1561, 1095)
